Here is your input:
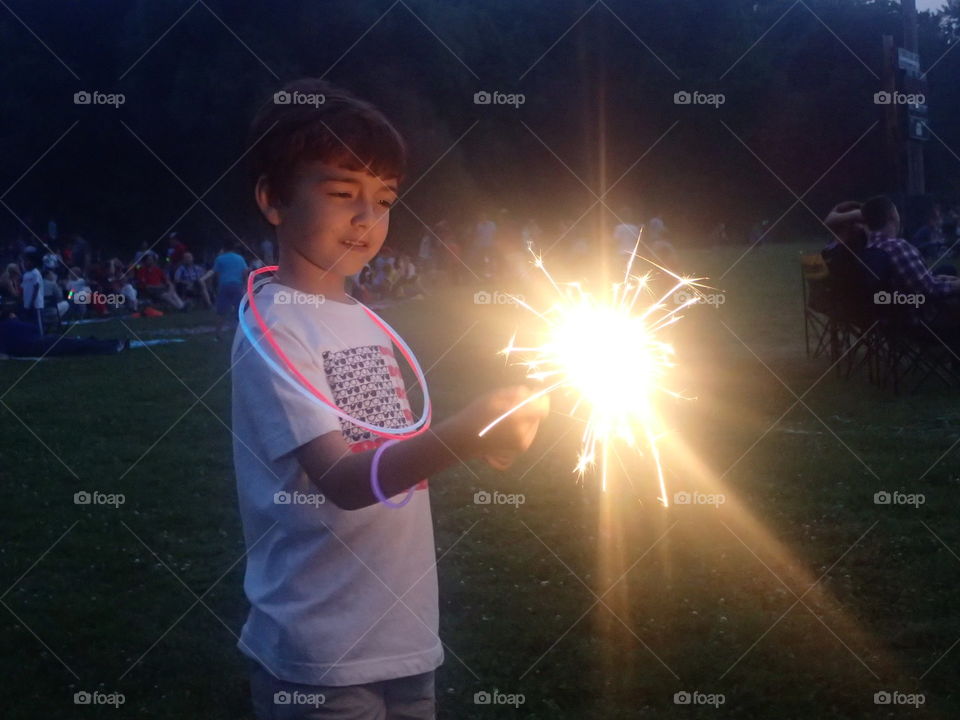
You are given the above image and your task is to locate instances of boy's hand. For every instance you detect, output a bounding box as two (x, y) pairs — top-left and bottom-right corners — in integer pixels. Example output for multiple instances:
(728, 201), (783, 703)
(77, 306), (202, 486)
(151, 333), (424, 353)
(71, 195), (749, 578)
(451, 386), (550, 470)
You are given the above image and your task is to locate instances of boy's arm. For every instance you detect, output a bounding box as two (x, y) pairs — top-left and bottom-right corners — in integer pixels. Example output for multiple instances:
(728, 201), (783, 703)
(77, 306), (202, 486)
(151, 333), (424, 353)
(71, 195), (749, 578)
(295, 386), (548, 511)
(824, 207), (862, 229)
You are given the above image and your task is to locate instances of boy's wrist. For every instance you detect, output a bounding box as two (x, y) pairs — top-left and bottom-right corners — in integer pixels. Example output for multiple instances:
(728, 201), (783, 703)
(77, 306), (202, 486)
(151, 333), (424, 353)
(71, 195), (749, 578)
(433, 415), (480, 462)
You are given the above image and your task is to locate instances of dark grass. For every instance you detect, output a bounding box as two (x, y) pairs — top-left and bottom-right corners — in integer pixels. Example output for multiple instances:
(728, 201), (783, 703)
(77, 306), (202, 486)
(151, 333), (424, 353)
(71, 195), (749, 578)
(1, 242), (959, 718)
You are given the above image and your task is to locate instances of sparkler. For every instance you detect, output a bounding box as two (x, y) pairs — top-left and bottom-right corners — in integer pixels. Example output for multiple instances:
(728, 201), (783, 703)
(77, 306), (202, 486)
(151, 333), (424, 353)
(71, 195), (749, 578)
(479, 234), (706, 506)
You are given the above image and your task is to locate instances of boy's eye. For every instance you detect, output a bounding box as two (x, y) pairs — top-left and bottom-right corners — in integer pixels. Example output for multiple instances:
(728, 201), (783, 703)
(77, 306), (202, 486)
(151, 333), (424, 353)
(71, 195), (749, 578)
(328, 192), (353, 199)
(379, 199), (396, 209)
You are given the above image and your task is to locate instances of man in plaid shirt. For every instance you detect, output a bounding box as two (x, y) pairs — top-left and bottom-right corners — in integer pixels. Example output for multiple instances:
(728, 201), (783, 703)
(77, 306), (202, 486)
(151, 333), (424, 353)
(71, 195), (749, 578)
(862, 196), (960, 299)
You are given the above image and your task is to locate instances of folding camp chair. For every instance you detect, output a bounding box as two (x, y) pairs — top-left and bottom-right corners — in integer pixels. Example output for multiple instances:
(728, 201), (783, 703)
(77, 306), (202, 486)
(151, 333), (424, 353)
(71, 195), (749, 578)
(800, 253), (832, 359)
(856, 246), (960, 393)
(873, 304), (960, 394)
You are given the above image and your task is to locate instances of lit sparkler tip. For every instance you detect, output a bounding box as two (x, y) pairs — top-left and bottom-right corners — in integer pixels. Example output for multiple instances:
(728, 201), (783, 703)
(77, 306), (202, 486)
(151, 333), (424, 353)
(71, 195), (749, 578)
(489, 249), (695, 501)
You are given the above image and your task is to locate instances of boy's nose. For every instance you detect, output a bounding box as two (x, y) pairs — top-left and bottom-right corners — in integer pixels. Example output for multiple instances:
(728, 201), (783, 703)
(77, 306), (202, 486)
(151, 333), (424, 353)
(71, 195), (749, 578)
(353, 200), (378, 227)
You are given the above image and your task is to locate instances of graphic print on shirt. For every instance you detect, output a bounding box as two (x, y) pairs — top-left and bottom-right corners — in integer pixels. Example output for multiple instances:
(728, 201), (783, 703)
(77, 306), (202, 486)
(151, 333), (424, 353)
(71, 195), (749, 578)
(322, 344), (415, 445)
(321, 344), (427, 491)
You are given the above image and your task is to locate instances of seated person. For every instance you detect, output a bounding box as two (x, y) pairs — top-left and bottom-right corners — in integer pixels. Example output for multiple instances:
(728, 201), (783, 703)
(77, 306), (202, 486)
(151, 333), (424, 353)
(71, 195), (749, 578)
(862, 195), (960, 341)
(911, 203), (953, 271)
(370, 256), (398, 299)
(173, 252), (211, 308)
(351, 264), (375, 304)
(393, 254), (426, 299)
(862, 195), (959, 297)
(134, 253), (185, 311)
(64, 267), (89, 297)
(43, 270), (70, 318)
(64, 266), (93, 317)
(820, 201), (873, 318)
(105, 258), (139, 311)
(0, 312), (127, 357)
(0, 262), (21, 305)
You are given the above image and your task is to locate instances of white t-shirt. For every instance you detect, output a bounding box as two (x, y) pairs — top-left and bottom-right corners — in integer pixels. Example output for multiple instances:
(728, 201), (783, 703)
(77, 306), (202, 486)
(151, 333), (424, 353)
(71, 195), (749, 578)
(231, 281), (442, 686)
(21, 268), (44, 309)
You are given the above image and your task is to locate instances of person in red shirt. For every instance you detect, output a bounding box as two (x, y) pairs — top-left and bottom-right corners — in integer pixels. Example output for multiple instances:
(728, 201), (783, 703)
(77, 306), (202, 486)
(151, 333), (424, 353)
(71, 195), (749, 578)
(135, 253), (185, 311)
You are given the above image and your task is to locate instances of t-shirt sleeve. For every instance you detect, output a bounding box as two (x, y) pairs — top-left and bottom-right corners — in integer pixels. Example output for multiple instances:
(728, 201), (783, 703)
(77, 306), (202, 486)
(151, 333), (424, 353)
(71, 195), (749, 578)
(234, 324), (344, 462)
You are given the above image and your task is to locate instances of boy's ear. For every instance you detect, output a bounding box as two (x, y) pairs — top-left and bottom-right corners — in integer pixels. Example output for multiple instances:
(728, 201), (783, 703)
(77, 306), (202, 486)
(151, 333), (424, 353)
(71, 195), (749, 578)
(254, 176), (282, 227)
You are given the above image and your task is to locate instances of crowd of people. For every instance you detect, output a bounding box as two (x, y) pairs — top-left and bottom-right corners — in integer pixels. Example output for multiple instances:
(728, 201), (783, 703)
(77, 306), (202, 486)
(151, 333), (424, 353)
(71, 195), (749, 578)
(355, 207), (678, 297)
(22, 196), (955, 362)
(0, 230), (258, 354)
(0, 207), (686, 359)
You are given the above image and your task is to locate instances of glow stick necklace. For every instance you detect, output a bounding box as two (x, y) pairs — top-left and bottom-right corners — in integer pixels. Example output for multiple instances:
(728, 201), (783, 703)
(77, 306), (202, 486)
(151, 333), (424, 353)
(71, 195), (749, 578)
(239, 265), (431, 506)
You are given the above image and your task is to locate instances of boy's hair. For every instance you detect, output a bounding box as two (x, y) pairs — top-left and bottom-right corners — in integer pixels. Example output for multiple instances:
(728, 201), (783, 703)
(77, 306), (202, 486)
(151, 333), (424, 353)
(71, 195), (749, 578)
(861, 195), (897, 231)
(248, 78), (407, 208)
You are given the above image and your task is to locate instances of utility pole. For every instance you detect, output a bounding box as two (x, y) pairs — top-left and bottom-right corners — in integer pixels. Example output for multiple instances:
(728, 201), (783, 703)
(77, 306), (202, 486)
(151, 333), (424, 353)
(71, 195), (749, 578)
(881, 34), (901, 192)
(902, 0), (926, 196)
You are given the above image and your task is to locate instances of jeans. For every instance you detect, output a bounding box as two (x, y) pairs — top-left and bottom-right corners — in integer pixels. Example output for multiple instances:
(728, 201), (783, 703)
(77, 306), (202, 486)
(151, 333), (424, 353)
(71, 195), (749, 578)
(248, 661), (436, 720)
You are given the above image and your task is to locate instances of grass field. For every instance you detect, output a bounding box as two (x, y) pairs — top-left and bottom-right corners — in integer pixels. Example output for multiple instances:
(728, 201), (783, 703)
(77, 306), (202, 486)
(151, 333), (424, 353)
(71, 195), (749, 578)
(2, 241), (959, 719)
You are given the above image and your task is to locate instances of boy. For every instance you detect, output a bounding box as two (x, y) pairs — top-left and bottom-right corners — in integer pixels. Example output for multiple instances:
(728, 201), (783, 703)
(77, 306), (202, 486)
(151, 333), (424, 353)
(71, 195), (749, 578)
(232, 78), (549, 720)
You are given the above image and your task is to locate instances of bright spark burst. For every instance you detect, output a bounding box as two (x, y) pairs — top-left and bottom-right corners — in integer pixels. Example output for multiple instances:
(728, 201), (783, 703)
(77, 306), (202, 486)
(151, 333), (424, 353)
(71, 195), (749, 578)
(479, 234), (707, 506)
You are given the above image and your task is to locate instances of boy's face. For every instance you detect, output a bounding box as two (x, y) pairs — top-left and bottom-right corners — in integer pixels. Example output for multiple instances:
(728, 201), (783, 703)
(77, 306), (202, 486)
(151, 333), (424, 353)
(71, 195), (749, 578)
(270, 161), (397, 278)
